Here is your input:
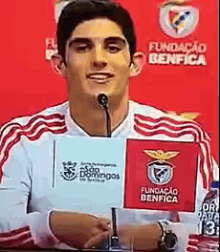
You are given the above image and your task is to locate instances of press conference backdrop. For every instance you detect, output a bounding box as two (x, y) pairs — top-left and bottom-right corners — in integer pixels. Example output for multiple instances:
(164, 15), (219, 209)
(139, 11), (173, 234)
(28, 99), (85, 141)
(0, 0), (218, 161)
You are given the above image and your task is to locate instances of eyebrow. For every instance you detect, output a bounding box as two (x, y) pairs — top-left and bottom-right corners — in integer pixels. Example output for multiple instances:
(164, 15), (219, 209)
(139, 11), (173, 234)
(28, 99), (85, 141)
(104, 37), (126, 45)
(68, 36), (127, 47)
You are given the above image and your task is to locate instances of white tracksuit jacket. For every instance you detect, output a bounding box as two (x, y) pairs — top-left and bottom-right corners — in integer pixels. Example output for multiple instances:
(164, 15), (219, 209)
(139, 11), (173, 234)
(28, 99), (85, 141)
(0, 100), (218, 251)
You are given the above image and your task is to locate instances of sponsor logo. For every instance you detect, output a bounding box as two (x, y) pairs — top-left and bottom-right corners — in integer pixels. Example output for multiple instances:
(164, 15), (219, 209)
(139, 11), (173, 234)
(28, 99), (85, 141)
(60, 161), (120, 183)
(140, 186), (179, 203)
(60, 161), (78, 181)
(159, 0), (199, 38)
(148, 1), (206, 67)
(143, 150), (179, 185)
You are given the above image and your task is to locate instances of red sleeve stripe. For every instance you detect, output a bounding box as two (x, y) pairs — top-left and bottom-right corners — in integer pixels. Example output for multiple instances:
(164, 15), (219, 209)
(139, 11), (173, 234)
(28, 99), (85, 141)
(0, 113), (65, 147)
(134, 114), (212, 171)
(134, 114), (210, 142)
(134, 118), (199, 140)
(2, 237), (35, 248)
(199, 237), (219, 242)
(0, 120), (65, 154)
(134, 117), (209, 144)
(200, 143), (213, 188)
(0, 126), (67, 180)
(0, 120), (67, 245)
(186, 234), (219, 252)
(186, 246), (219, 252)
(9, 237), (33, 248)
(134, 115), (213, 189)
(0, 121), (66, 167)
(186, 247), (199, 252)
(0, 226), (30, 238)
(0, 230), (31, 246)
(0, 113), (66, 157)
(188, 234), (199, 239)
(0, 114), (64, 139)
(198, 151), (208, 189)
(14, 239), (38, 249)
(135, 114), (210, 139)
(134, 124), (201, 144)
(0, 122), (23, 140)
(134, 125), (210, 189)
(134, 124), (210, 189)
(0, 114), (67, 183)
(188, 234), (219, 242)
(188, 240), (199, 246)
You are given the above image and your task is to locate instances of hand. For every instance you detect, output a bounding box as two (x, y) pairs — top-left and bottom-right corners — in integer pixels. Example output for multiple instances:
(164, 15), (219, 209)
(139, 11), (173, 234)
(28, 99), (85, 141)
(50, 211), (111, 249)
(118, 223), (162, 251)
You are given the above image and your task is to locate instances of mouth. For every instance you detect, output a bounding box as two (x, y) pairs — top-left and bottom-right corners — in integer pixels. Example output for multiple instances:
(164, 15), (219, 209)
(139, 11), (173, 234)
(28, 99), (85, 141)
(86, 72), (115, 84)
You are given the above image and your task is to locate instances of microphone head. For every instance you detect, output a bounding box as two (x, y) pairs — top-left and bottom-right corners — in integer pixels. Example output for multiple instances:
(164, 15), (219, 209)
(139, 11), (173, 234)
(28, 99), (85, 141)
(98, 93), (108, 107)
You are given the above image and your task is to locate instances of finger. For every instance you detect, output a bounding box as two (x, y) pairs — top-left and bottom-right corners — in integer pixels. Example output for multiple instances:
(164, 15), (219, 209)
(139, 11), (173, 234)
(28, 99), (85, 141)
(98, 218), (111, 230)
(84, 230), (111, 249)
(99, 217), (111, 225)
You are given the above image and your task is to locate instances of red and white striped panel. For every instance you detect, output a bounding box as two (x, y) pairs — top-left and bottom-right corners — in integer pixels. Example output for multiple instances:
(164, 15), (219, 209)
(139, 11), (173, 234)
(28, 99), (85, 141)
(186, 234), (219, 252)
(134, 114), (213, 189)
(0, 226), (38, 248)
(0, 113), (67, 247)
(0, 113), (67, 183)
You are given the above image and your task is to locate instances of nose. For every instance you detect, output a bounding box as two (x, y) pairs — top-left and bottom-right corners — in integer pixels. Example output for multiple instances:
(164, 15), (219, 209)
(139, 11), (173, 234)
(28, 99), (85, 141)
(93, 61), (107, 68)
(91, 46), (107, 68)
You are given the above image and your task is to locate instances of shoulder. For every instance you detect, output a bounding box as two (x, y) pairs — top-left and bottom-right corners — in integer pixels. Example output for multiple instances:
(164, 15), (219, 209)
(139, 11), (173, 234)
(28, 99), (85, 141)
(0, 102), (69, 178)
(0, 102), (68, 143)
(129, 100), (167, 118)
(128, 100), (210, 142)
(129, 100), (200, 122)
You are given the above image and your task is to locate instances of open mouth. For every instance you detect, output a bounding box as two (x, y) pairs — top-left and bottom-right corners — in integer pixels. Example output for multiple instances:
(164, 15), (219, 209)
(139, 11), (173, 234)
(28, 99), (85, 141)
(86, 72), (114, 84)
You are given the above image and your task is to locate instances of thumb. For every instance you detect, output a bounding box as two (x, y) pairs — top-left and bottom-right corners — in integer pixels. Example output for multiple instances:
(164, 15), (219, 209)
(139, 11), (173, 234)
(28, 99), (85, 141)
(84, 230), (111, 249)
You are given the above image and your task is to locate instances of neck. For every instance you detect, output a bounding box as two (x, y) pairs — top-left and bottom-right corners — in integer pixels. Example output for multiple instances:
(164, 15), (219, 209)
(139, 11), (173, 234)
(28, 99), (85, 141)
(69, 94), (129, 137)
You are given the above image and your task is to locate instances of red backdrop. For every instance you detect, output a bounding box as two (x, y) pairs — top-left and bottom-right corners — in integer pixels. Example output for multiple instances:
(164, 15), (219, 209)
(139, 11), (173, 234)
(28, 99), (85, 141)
(0, 0), (218, 162)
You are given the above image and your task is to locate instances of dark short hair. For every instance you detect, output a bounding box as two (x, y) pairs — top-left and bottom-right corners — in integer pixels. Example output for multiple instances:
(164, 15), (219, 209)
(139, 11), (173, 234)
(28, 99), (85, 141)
(57, 0), (137, 62)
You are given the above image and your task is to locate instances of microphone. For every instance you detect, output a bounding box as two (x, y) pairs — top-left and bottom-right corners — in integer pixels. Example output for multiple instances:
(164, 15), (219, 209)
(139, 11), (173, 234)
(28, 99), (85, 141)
(97, 94), (111, 138)
(98, 93), (108, 108)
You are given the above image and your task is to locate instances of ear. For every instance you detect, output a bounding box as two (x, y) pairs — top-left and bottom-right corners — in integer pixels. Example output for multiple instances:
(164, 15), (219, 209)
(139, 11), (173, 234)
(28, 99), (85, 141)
(51, 54), (67, 78)
(129, 52), (146, 77)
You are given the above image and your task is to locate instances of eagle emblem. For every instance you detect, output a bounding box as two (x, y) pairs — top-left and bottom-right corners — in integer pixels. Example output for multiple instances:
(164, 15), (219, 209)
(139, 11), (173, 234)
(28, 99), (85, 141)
(143, 150), (179, 185)
(159, 0), (199, 38)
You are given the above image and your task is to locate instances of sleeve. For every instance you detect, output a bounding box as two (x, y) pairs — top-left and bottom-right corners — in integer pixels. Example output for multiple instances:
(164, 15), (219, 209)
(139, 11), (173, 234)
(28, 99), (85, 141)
(129, 126), (218, 251)
(0, 123), (60, 249)
(183, 135), (219, 251)
(212, 158), (219, 181)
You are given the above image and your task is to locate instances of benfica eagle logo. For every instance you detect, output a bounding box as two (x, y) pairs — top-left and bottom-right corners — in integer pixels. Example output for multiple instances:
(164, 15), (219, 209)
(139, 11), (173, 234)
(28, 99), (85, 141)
(143, 150), (179, 185)
(159, 0), (199, 38)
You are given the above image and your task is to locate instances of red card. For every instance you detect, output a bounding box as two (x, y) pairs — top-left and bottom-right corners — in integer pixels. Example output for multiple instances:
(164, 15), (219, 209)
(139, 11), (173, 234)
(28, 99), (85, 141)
(124, 139), (200, 212)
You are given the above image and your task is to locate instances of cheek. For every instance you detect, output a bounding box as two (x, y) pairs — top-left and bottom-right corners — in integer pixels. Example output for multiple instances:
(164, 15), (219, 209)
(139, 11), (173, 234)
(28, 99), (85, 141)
(68, 54), (89, 71)
(111, 52), (130, 71)
(67, 62), (88, 82)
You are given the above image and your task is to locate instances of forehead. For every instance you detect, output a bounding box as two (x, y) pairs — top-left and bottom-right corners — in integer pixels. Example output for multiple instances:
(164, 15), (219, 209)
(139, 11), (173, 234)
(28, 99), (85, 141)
(70, 18), (125, 40)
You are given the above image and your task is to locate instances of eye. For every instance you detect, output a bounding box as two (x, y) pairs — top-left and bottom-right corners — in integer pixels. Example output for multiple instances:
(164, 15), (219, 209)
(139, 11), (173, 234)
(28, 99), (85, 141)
(69, 42), (92, 53)
(75, 44), (92, 53)
(106, 45), (121, 53)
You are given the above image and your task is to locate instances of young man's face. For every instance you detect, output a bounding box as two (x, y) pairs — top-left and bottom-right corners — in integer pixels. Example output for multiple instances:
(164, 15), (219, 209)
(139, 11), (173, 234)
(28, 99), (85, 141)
(64, 18), (132, 107)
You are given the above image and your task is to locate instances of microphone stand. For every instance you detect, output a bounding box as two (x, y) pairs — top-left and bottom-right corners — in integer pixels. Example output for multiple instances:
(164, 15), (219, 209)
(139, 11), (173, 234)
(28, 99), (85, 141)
(110, 207), (120, 250)
(97, 94), (112, 138)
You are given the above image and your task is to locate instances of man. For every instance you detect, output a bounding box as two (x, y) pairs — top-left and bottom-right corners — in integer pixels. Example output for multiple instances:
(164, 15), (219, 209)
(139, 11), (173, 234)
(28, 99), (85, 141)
(0, 0), (218, 251)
